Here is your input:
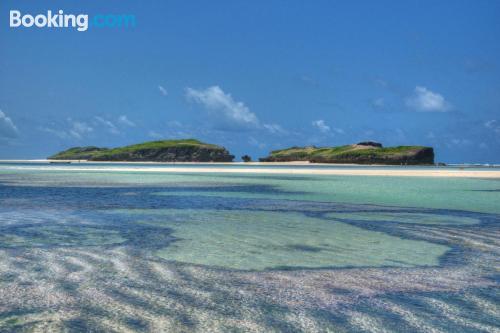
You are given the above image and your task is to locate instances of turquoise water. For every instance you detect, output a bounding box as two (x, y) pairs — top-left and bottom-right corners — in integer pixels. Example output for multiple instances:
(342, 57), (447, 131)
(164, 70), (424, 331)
(0, 163), (499, 332)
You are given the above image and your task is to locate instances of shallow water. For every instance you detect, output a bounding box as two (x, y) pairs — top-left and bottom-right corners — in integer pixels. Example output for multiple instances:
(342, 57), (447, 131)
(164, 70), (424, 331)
(0, 163), (499, 332)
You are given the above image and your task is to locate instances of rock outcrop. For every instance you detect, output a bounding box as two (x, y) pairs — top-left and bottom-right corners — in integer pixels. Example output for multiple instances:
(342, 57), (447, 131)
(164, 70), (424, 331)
(356, 141), (383, 148)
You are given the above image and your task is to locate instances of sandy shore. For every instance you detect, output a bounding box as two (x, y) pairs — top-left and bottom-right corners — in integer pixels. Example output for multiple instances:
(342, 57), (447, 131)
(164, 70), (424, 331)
(0, 160), (324, 166)
(2, 165), (500, 178)
(1, 159), (499, 167)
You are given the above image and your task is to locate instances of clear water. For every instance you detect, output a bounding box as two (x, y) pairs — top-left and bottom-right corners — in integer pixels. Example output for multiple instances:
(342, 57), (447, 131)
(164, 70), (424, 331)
(0, 163), (499, 332)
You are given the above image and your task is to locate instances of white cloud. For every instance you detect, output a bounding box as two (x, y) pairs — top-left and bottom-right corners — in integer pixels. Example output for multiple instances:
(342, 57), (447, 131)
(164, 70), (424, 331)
(166, 120), (182, 128)
(158, 85), (168, 96)
(484, 119), (497, 128)
(375, 79), (388, 87)
(42, 116), (136, 140)
(406, 86), (450, 112)
(69, 120), (93, 139)
(372, 98), (385, 109)
(394, 128), (407, 141)
(263, 123), (287, 135)
(39, 126), (70, 139)
(42, 119), (93, 140)
(148, 130), (163, 139)
(118, 115), (136, 127)
(484, 119), (500, 134)
(248, 136), (267, 149)
(0, 110), (18, 138)
(299, 75), (318, 86)
(186, 86), (259, 127)
(448, 138), (472, 147)
(148, 121), (197, 140)
(333, 128), (345, 134)
(94, 116), (120, 135)
(364, 129), (375, 137)
(311, 120), (330, 133)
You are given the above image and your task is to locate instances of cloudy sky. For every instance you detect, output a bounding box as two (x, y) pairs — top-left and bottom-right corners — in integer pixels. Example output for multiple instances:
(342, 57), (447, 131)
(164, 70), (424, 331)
(1, 0), (499, 163)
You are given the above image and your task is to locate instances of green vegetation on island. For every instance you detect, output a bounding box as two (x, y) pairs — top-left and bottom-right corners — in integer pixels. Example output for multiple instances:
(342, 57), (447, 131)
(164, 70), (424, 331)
(259, 141), (434, 165)
(48, 139), (235, 162)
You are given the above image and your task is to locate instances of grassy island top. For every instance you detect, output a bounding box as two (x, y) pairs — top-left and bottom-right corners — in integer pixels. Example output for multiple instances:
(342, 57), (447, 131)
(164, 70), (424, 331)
(49, 139), (229, 160)
(260, 142), (434, 164)
(102, 139), (222, 152)
(269, 145), (429, 158)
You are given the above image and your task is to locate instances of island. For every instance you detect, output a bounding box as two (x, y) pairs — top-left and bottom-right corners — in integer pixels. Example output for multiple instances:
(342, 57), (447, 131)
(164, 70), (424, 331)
(259, 142), (434, 165)
(48, 139), (235, 162)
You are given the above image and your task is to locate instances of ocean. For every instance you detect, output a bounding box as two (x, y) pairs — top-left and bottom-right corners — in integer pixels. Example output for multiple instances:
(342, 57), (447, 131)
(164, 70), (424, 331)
(0, 162), (499, 332)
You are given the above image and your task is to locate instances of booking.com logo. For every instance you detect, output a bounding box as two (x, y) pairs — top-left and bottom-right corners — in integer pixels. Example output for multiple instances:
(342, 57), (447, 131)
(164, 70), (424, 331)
(9, 10), (136, 32)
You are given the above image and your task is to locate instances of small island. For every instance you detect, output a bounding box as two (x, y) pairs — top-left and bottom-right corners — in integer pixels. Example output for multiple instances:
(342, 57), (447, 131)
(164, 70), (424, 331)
(259, 142), (434, 165)
(48, 139), (235, 162)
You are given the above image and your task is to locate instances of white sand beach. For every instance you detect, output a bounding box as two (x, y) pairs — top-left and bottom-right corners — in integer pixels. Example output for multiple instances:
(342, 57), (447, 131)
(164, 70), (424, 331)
(3, 163), (500, 178)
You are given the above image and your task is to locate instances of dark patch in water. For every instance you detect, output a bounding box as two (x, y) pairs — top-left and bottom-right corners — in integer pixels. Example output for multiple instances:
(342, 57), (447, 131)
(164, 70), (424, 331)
(58, 280), (80, 294)
(63, 318), (98, 332)
(194, 173), (320, 181)
(286, 244), (323, 252)
(329, 287), (353, 295)
(470, 189), (500, 192)
(124, 317), (150, 331)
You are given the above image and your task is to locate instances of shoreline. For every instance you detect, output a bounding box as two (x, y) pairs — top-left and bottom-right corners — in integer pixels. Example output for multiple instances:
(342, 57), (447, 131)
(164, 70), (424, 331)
(0, 159), (499, 167)
(0, 159), (406, 166)
(2, 165), (500, 178)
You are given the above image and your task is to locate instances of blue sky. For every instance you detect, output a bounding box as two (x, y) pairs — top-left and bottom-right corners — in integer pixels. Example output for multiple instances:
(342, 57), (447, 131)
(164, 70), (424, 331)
(1, 0), (499, 163)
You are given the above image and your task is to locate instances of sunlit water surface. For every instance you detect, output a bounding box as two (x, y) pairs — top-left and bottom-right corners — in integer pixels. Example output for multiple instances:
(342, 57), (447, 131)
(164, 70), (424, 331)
(0, 163), (499, 332)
